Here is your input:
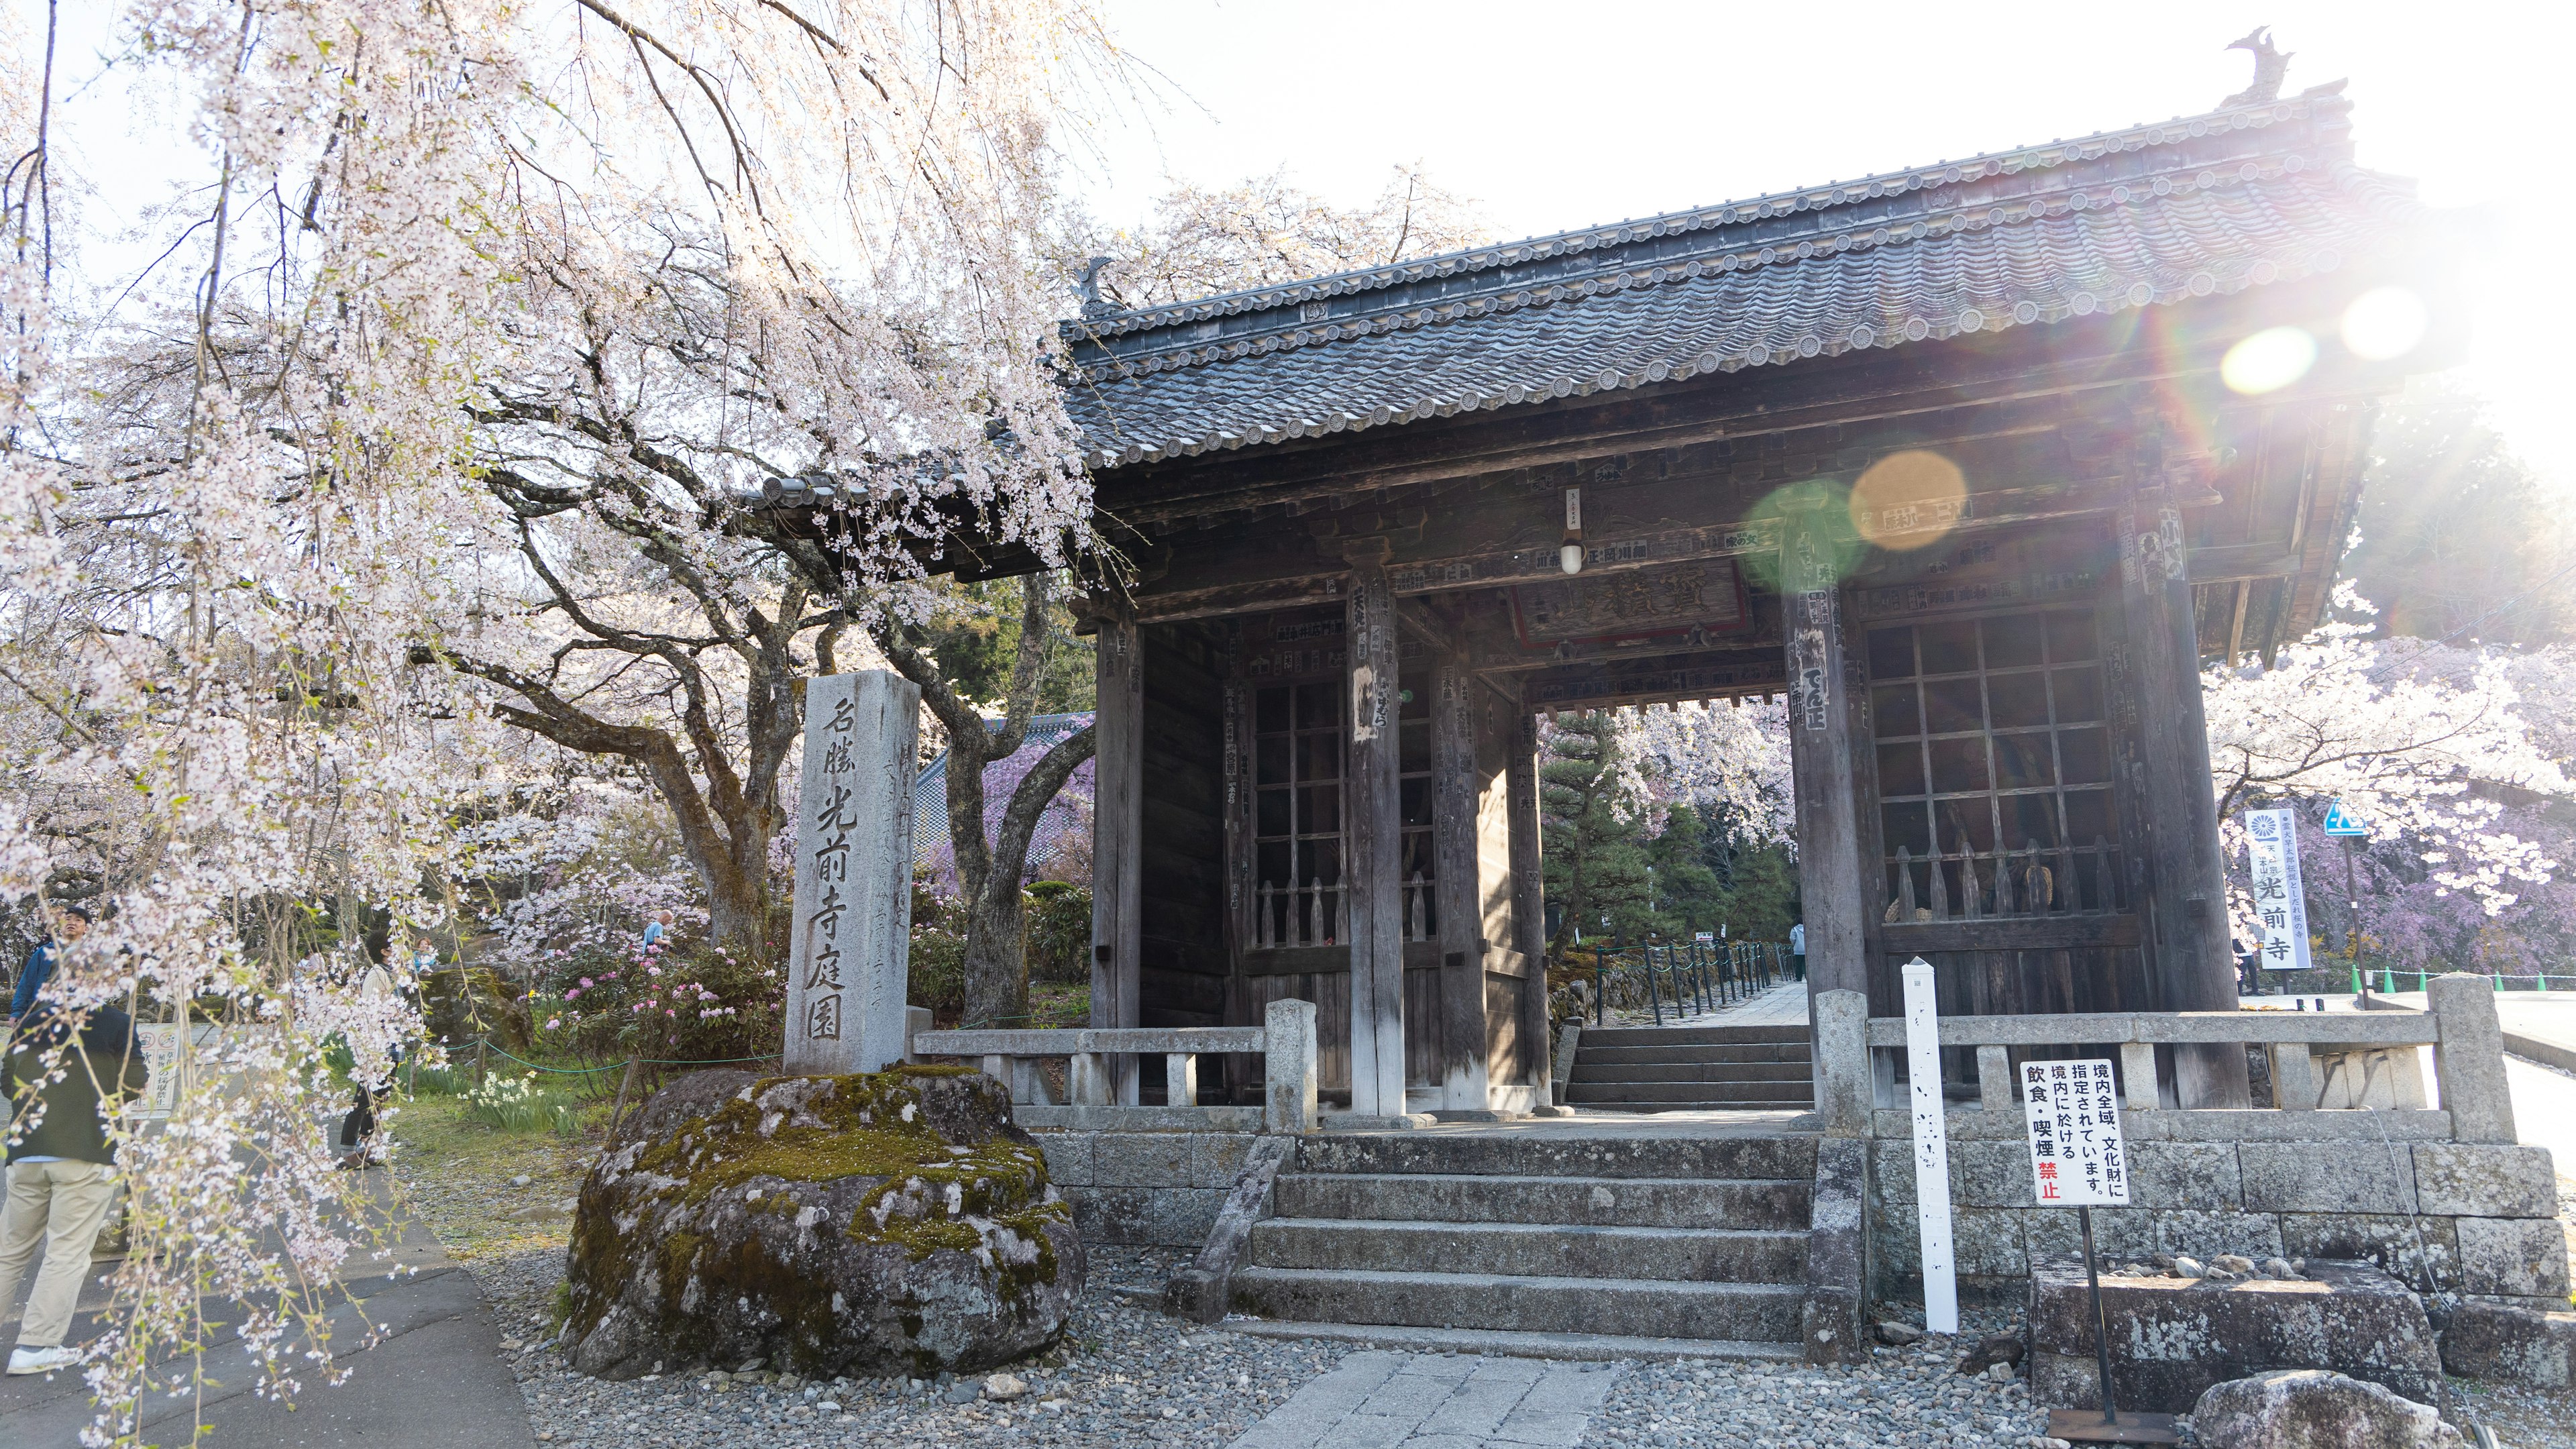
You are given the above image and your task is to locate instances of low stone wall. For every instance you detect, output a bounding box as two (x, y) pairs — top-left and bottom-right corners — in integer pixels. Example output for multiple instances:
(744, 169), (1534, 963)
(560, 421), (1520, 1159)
(1868, 1128), (2567, 1309)
(1034, 1130), (1265, 1248)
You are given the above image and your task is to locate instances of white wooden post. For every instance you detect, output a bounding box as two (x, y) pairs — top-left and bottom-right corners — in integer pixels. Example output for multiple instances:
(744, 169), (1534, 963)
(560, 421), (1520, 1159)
(1901, 957), (1959, 1334)
(783, 670), (919, 1075)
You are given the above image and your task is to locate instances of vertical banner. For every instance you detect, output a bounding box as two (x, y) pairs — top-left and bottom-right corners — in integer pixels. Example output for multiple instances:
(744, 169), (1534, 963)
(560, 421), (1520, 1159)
(2021, 1059), (2131, 1206)
(785, 669), (920, 1075)
(1900, 957), (1958, 1333)
(2243, 807), (2312, 972)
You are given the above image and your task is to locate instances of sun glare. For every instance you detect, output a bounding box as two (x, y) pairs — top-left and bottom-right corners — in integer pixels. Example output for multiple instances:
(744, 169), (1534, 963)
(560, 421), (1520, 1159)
(2341, 286), (2429, 362)
(2221, 327), (2318, 396)
(1849, 450), (1968, 551)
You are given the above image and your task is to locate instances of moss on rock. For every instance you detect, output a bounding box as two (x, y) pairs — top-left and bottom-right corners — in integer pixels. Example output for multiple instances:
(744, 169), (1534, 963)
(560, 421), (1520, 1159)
(563, 1067), (1083, 1381)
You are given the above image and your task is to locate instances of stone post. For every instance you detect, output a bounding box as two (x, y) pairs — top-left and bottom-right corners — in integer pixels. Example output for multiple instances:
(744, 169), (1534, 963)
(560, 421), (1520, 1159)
(783, 670), (919, 1075)
(1265, 998), (1319, 1135)
(2430, 971), (2516, 1143)
(1812, 988), (1871, 1138)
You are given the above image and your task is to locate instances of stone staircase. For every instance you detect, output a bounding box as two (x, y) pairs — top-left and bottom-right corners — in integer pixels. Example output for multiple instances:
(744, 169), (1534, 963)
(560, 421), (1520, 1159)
(1566, 1022), (1816, 1112)
(1228, 1130), (1816, 1352)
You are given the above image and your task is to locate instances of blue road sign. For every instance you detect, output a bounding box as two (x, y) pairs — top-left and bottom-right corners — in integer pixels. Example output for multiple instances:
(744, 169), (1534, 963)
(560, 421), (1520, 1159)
(2322, 800), (2367, 837)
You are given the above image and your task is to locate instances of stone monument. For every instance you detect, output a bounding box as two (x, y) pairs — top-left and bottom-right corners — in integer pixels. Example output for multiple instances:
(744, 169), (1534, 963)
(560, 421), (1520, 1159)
(782, 669), (919, 1075)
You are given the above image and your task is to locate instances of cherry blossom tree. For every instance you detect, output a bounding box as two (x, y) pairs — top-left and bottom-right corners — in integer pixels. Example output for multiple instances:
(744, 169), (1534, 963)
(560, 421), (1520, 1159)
(1073, 166), (1489, 311)
(2204, 588), (2570, 970)
(0, 0), (1122, 1434)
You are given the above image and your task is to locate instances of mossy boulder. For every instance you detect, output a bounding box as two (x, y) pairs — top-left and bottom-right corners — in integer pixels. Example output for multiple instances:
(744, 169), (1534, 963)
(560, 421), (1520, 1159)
(561, 1066), (1082, 1381)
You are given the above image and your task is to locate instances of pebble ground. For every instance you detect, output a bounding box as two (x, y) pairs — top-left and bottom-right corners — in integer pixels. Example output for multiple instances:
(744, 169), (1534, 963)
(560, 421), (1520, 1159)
(475, 1244), (1353, 1448)
(1581, 1314), (2051, 1449)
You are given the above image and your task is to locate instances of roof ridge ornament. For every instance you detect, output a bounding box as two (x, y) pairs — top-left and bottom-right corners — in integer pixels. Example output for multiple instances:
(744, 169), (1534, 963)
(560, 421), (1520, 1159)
(2222, 27), (2292, 108)
(1073, 256), (1122, 320)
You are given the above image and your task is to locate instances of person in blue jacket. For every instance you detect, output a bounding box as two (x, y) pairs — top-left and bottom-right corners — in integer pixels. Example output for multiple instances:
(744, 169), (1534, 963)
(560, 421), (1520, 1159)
(7, 908), (90, 1027)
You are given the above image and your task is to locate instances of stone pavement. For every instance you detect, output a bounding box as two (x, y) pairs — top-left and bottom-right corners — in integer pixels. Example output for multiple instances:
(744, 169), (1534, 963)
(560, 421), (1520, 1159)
(0, 1169), (534, 1448)
(1226, 1350), (1621, 1449)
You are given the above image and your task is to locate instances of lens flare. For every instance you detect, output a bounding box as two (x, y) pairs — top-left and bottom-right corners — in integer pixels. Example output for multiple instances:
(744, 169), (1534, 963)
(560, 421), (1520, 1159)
(1849, 449), (1968, 550)
(2220, 326), (2317, 395)
(2341, 286), (2428, 362)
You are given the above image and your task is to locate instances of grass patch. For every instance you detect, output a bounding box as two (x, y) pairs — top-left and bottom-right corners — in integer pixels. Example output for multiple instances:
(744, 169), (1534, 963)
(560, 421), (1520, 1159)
(386, 1091), (600, 1265)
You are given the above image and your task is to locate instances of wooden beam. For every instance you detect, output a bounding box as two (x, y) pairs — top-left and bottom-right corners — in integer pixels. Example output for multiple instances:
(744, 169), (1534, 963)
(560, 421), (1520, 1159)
(1089, 605), (1145, 1104)
(1782, 512), (1871, 1020)
(2116, 447), (2250, 1108)
(1880, 915), (2145, 954)
(1344, 559), (1408, 1115)
(1510, 645), (1788, 712)
(1118, 465), (2142, 625)
(1505, 687), (1550, 1088)
(1431, 653), (1488, 1110)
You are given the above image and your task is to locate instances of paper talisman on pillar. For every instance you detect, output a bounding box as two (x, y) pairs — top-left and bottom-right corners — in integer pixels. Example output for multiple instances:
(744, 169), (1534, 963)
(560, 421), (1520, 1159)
(2243, 807), (2312, 972)
(2021, 1059), (2131, 1207)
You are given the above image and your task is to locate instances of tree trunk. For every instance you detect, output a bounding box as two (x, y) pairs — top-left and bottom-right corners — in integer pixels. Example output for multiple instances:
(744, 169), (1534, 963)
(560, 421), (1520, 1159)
(961, 884), (1028, 1028)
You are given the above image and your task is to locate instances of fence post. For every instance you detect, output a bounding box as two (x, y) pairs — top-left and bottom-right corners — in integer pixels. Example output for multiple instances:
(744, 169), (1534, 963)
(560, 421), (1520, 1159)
(606, 1056), (641, 1138)
(2429, 971), (2516, 1143)
(1265, 998), (1318, 1135)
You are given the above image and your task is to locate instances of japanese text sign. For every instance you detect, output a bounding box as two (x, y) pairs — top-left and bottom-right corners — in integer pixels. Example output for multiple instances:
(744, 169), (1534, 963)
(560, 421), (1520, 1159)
(2243, 807), (2312, 972)
(2021, 1059), (2131, 1207)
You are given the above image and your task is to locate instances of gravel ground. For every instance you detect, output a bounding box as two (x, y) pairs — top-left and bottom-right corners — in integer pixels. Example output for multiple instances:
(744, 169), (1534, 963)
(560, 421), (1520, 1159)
(473, 1242), (1354, 1448)
(1581, 1311), (2051, 1449)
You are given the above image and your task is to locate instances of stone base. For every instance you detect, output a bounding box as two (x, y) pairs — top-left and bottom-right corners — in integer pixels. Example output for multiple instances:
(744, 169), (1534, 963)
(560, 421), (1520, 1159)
(1320, 1112), (1438, 1131)
(2029, 1258), (2443, 1414)
(2440, 1299), (2576, 1388)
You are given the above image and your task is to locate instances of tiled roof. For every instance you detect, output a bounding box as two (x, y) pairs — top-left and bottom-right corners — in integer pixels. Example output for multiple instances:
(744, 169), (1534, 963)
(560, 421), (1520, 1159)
(1063, 83), (2430, 470)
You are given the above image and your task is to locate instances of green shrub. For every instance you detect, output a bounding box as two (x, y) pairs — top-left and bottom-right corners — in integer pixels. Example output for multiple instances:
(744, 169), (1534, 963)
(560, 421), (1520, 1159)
(1024, 881), (1092, 984)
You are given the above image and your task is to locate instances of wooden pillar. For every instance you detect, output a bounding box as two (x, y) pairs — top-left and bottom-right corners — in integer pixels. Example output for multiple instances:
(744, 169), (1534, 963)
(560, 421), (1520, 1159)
(1344, 559), (1407, 1116)
(1507, 690), (1551, 1087)
(1089, 604), (1144, 1105)
(1783, 510), (1871, 1009)
(1431, 653), (1488, 1111)
(2119, 459), (2250, 1108)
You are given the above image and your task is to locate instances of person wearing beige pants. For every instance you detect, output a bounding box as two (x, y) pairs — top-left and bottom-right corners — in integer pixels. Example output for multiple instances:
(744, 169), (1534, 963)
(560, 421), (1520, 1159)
(0, 1159), (117, 1356)
(2, 994), (144, 1377)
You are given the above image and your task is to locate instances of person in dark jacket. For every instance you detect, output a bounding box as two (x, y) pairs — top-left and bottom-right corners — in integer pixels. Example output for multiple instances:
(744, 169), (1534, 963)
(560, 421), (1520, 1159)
(0, 999), (145, 1377)
(337, 936), (401, 1171)
(7, 907), (91, 1027)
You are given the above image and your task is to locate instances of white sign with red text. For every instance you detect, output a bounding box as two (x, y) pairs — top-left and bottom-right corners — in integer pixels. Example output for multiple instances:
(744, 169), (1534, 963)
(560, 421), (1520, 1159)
(2021, 1058), (2131, 1207)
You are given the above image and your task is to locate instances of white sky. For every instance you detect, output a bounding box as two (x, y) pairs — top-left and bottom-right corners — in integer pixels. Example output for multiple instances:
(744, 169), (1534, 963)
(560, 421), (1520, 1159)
(1070, 0), (2575, 485)
(25, 1), (2572, 485)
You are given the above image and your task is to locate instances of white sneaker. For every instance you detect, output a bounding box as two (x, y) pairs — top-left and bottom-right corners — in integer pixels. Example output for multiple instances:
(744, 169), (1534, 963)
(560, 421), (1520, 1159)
(7, 1344), (80, 1375)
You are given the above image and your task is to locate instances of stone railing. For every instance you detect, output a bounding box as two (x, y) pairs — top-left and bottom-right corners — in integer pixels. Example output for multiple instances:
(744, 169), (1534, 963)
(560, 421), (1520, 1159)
(1812, 970), (2514, 1144)
(912, 998), (1319, 1135)
(1811, 975), (2565, 1308)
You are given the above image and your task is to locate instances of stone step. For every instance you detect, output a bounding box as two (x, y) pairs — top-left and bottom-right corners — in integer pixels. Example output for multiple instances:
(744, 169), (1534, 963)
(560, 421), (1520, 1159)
(1295, 1130), (1816, 1182)
(1221, 1320), (1807, 1363)
(1230, 1266), (1806, 1342)
(1246, 1218), (1808, 1283)
(1578, 1042), (1812, 1066)
(1578, 1024), (1812, 1048)
(1272, 1171), (1811, 1230)
(1570, 1060), (1814, 1084)
(1565, 1080), (1815, 1106)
